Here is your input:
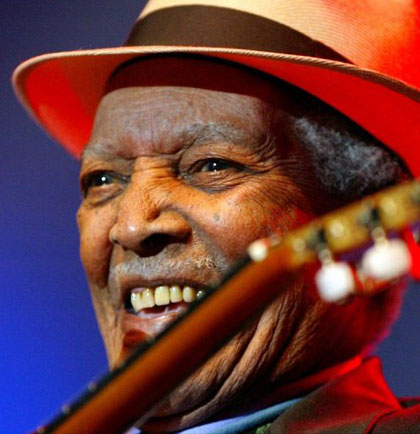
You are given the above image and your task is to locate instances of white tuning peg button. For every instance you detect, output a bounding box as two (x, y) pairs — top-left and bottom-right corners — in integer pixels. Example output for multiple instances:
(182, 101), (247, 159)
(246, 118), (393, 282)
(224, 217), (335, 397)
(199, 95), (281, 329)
(361, 239), (411, 281)
(315, 262), (355, 303)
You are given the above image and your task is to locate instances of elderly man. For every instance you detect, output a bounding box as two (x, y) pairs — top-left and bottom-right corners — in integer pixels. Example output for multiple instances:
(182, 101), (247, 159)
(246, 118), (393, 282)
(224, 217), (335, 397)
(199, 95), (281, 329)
(14, 1), (420, 433)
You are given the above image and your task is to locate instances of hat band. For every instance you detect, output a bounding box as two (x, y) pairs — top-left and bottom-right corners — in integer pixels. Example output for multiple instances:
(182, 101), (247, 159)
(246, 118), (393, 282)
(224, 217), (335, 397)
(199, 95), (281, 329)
(126, 5), (350, 63)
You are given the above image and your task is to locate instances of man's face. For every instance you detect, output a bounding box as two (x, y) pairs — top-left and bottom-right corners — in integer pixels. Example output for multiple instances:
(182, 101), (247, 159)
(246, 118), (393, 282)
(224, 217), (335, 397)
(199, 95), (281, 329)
(77, 57), (335, 430)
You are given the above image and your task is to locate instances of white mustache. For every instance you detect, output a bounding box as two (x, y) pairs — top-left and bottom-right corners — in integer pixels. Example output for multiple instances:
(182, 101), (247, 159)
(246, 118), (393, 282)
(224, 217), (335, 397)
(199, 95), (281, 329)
(110, 256), (218, 279)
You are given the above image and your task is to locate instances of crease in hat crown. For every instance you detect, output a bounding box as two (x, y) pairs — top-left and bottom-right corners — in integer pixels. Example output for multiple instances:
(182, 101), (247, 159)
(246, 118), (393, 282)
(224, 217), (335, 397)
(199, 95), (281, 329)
(138, 0), (420, 81)
(12, 0), (420, 176)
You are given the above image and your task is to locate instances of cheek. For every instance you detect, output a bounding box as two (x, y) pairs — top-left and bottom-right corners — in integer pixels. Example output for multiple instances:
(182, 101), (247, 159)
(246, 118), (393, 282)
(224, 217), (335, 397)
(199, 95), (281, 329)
(194, 181), (310, 261)
(78, 205), (115, 287)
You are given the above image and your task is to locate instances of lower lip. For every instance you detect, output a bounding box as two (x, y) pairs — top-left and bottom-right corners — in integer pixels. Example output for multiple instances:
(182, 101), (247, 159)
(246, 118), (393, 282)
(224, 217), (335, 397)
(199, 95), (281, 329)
(121, 303), (189, 351)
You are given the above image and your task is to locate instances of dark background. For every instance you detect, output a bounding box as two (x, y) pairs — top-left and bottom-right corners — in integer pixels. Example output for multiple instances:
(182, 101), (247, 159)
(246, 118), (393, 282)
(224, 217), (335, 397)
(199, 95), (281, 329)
(1, 1), (419, 433)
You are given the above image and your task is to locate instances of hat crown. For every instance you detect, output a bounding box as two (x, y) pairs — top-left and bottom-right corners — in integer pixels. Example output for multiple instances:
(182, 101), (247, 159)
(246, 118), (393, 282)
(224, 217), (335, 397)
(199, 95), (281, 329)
(12, 0), (420, 173)
(137, 0), (420, 88)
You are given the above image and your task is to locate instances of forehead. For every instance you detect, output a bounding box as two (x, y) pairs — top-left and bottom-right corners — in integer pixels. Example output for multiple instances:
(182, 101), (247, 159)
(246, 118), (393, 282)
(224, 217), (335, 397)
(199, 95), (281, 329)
(83, 56), (293, 160)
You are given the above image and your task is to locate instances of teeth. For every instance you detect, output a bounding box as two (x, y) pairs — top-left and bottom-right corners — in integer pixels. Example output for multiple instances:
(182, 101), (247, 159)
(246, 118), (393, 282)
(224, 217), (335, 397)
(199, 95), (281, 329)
(130, 285), (203, 313)
(131, 292), (143, 312)
(170, 285), (182, 302)
(155, 286), (170, 306)
(183, 286), (196, 302)
(142, 289), (155, 308)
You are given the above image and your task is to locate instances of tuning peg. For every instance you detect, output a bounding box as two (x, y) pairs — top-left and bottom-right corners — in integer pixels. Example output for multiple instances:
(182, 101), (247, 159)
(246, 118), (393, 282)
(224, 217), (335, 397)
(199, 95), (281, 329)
(248, 233), (282, 262)
(315, 248), (355, 303)
(316, 261), (355, 303)
(361, 238), (411, 281)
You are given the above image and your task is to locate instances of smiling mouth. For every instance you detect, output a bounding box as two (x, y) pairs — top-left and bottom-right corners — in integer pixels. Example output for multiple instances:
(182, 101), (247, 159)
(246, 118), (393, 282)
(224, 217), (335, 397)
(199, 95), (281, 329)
(126, 284), (206, 318)
(116, 279), (209, 365)
(120, 283), (208, 358)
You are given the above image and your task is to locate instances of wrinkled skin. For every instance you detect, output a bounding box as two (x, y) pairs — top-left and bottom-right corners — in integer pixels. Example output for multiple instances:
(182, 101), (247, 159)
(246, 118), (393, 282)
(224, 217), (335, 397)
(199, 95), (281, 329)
(77, 57), (392, 431)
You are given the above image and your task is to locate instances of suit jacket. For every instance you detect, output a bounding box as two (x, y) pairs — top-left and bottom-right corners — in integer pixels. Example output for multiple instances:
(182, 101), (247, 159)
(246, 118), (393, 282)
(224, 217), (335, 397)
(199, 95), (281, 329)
(268, 357), (420, 433)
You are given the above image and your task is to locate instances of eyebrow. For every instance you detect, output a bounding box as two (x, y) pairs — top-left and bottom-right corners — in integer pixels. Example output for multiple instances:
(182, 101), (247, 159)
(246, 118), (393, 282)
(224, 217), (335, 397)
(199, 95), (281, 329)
(177, 122), (254, 147)
(81, 121), (258, 164)
(80, 146), (92, 163)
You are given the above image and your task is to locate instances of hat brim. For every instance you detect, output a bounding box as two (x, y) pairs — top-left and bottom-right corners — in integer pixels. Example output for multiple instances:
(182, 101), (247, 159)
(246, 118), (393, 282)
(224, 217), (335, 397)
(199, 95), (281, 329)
(12, 45), (420, 175)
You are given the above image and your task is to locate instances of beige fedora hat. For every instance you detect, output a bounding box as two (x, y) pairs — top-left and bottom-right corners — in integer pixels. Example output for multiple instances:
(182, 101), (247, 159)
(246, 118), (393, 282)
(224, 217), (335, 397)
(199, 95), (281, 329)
(12, 0), (420, 175)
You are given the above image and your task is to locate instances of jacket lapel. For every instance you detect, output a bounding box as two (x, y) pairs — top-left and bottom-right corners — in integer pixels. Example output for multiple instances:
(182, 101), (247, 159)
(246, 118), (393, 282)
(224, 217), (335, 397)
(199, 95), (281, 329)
(268, 358), (401, 434)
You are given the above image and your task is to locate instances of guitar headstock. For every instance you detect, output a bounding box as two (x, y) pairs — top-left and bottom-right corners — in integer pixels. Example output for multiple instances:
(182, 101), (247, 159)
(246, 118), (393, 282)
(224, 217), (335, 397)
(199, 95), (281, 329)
(249, 180), (420, 302)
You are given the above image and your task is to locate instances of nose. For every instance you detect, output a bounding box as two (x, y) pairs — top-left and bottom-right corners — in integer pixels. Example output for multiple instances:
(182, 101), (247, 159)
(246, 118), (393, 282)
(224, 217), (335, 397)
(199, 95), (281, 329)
(109, 179), (191, 257)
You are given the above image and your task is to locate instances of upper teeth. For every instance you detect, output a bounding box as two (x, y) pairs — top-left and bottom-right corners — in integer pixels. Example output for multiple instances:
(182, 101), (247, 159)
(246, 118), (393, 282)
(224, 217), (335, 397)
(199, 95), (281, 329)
(130, 285), (205, 312)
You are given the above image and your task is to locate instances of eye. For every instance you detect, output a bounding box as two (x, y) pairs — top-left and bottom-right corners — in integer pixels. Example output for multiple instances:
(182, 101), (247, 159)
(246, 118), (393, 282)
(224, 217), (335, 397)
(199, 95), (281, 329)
(86, 172), (113, 187)
(197, 158), (242, 173)
(81, 171), (128, 197)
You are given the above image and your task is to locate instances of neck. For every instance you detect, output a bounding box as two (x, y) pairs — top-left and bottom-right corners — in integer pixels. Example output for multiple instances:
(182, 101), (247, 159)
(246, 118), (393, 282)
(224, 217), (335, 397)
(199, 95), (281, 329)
(216, 355), (362, 419)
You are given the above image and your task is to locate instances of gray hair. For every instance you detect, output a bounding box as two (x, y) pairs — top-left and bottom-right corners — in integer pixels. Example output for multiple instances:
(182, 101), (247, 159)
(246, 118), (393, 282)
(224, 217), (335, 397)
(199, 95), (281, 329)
(289, 101), (409, 200)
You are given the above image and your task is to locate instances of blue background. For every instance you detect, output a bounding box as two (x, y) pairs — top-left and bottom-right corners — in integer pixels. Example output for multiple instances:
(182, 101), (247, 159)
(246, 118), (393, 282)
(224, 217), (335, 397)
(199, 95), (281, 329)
(1, 1), (419, 433)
